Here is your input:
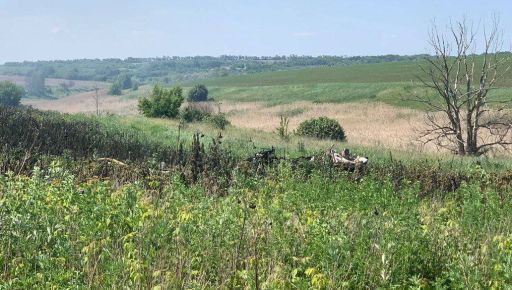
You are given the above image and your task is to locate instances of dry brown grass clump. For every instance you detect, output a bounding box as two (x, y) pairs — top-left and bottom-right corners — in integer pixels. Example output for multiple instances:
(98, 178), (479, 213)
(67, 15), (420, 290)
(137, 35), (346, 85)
(222, 101), (433, 152)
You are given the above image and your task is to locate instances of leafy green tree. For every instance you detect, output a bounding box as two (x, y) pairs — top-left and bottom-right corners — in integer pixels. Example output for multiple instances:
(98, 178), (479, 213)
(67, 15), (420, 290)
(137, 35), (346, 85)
(0, 81), (24, 107)
(108, 82), (122, 95)
(138, 85), (184, 118)
(25, 71), (46, 97)
(131, 81), (140, 91)
(117, 74), (132, 90)
(187, 84), (209, 102)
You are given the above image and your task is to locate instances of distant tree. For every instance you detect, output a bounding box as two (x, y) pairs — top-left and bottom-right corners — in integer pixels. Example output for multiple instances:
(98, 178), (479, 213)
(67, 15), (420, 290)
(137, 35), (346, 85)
(187, 84), (209, 102)
(132, 81), (140, 91)
(117, 74), (133, 90)
(0, 81), (24, 107)
(25, 71), (46, 97)
(108, 82), (122, 96)
(138, 85), (184, 118)
(59, 82), (70, 95)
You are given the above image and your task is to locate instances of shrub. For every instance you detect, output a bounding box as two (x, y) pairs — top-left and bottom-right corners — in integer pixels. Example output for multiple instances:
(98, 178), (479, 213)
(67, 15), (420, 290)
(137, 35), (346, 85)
(108, 82), (122, 95)
(138, 85), (184, 118)
(187, 84), (209, 102)
(0, 81), (24, 107)
(0, 106), (178, 163)
(296, 117), (346, 141)
(117, 74), (132, 90)
(207, 113), (230, 130)
(132, 81), (140, 91)
(180, 107), (210, 123)
(25, 71), (46, 97)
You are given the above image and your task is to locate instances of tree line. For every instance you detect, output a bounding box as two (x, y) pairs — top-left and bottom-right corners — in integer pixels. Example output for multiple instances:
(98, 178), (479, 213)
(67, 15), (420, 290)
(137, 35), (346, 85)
(0, 54), (428, 83)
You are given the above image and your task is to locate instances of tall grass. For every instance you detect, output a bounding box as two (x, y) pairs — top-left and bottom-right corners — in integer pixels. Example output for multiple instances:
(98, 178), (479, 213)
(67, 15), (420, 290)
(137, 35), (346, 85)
(1, 164), (512, 288)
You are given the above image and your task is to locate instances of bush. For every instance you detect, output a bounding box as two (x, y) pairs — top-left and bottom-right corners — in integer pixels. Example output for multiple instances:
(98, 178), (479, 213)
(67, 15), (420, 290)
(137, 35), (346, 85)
(132, 81), (140, 91)
(25, 71), (47, 97)
(0, 106), (177, 163)
(117, 74), (132, 90)
(0, 81), (24, 107)
(180, 107), (209, 123)
(108, 82), (122, 95)
(187, 84), (209, 102)
(207, 113), (230, 130)
(138, 85), (184, 118)
(296, 117), (346, 141)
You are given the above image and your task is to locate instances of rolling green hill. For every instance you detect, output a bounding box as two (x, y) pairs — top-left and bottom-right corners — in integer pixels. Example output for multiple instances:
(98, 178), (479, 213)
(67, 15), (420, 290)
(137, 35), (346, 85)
(201, 57), (512, 88)
(202, 61), (424, 87)
(200, 58), (512, 107)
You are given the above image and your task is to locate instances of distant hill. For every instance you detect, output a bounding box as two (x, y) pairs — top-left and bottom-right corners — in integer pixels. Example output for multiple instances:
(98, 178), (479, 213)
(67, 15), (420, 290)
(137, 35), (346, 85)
(0, 55), (427, 84)
(201, 57), (512, 88)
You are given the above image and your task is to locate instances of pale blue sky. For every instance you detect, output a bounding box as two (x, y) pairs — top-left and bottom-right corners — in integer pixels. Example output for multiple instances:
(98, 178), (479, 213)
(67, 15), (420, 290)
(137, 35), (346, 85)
(0, 0), (511, 63)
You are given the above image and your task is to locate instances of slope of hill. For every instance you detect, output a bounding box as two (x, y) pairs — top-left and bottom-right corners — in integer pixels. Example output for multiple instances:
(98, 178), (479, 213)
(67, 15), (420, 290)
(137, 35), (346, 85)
(202, 58), (512, 87)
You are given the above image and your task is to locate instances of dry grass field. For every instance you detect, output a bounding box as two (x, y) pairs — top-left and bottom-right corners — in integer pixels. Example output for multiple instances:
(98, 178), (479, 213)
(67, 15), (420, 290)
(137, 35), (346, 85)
(222, 101), (432, 152)
(0, 75), (107, 89)
(22, 89), (138, 115)
(23, 91), (437, 153)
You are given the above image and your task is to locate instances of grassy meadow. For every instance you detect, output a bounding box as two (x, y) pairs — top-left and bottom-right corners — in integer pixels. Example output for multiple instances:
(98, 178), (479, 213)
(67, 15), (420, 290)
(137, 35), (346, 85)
(2, 107), (512, 288)
(3, 54), (512, 288)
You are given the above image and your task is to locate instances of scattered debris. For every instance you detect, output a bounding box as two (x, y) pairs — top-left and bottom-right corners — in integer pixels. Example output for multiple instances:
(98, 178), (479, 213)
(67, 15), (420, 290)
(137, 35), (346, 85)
(97, 158), (127, 166)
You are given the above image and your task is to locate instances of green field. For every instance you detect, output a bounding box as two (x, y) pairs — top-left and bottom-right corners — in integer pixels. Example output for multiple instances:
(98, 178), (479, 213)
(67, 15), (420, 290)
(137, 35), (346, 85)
(197, 59), (512, 107)
(3, 107), (512, 288)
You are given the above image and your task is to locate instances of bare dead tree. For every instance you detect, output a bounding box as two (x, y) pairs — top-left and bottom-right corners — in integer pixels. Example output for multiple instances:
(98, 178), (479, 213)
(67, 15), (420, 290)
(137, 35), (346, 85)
(416, 17), (512, 155)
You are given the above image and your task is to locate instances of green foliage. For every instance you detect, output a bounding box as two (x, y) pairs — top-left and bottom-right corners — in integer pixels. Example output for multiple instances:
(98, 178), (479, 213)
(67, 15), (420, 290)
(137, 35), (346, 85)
(0, 81), (24, 107)
(0, 107), (179, 164)
(207, 113), (230, 130)
(108, 75), (132, 95)
(108, 82), (122, 95)
(138, 85), (184, 118)
(131, 80), (140, 91)
(275, 115), (291, 141)
(1, 162), (512, 288)
(187, 84), (209, 102)
(180, 107), (210, 123)
(25, 71), (47, 97)
(296, 117), (346, 141)
(0, 55), (430, 83)
(117, 74), (133, 90)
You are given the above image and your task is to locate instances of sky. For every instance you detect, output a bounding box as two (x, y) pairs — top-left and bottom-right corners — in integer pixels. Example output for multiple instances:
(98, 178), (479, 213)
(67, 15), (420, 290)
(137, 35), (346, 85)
(0, 0), (511, 63)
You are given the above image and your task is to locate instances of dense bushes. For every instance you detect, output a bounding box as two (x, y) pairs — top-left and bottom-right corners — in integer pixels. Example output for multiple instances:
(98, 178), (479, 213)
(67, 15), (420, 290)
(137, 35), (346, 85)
(0, 106), (177, 163)
(108, 74), (133, 95)
(138, 85), (184, 118)
(179, 102), (214, 122)
(207, 113), (230, 129)
(187, 84), (209, 102)
(296, 116), (346, 141)
(0, 81), (23, 107)
(108, 82), (122, 95)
